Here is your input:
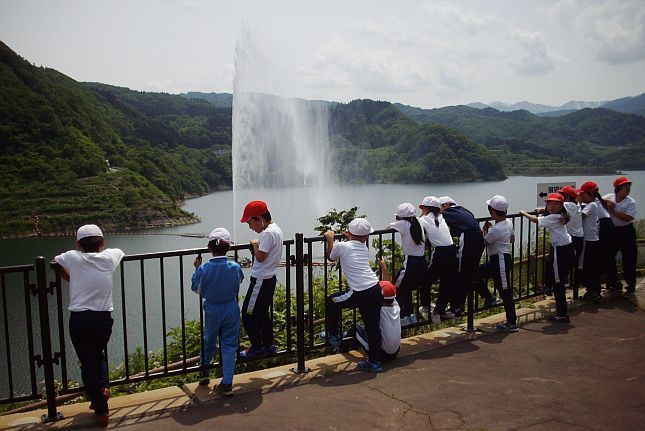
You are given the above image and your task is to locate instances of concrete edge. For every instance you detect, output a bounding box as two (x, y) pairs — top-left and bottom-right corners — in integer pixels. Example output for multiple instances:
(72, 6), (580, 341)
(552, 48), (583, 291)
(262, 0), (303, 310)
(3, 285), (642, 430)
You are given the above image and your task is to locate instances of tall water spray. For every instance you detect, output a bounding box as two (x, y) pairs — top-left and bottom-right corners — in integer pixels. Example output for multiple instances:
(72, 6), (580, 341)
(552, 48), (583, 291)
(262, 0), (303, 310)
(232, 32), (333, 238)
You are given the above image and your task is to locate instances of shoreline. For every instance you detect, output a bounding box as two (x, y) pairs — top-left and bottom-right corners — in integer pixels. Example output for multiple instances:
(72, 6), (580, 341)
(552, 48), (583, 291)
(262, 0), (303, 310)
(0, 215), (201, 240)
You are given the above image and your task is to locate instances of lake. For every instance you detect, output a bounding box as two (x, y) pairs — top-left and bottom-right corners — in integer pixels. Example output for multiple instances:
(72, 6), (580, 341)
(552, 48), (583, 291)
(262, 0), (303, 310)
(1, 172), (643, 398)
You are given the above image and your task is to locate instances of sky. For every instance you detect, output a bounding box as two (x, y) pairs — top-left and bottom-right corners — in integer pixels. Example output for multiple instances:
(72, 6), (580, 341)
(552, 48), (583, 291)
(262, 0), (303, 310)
(1, 0), (644, 109)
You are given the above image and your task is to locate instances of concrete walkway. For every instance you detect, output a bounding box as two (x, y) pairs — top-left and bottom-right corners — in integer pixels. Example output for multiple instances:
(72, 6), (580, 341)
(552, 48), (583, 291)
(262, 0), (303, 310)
(3, 284), (645, 430)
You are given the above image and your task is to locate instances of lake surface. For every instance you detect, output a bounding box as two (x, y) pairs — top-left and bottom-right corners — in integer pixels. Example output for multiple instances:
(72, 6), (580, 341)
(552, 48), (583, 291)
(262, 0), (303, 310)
(1, 172), (643, 397)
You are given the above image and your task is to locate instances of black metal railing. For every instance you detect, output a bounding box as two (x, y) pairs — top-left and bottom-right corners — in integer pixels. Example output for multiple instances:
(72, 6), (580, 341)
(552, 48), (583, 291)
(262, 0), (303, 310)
(1, 212), (565, 421)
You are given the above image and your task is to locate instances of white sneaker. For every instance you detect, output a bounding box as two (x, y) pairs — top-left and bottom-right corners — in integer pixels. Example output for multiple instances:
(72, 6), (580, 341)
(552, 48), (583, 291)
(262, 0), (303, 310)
(419, 306), (430, 321)
(408, 314), (418, 325)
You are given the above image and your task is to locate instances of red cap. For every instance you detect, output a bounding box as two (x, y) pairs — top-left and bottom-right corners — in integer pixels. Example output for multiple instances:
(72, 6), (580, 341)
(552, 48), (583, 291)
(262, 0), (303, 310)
(558, 186), (578, 199)
(613, 176), (631, 188)
(240, 200), (268, 223)
(379, 280), (397, 300)
(545, 193), (564, 203)
(577, 181), (598, 194)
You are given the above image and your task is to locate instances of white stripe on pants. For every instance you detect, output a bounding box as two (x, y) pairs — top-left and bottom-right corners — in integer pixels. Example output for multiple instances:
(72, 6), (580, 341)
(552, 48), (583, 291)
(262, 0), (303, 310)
(553, 246), (560, 284)
(497, 254), (508, 290)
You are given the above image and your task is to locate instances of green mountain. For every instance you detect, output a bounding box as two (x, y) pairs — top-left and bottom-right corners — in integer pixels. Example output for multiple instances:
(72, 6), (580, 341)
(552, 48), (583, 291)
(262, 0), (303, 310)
(602, 93), (645, 117)
(329, 100), (504, 183)
(392, 104), (645, 174)
(181, 91), (233, 108)
(0, 41), (231, 237)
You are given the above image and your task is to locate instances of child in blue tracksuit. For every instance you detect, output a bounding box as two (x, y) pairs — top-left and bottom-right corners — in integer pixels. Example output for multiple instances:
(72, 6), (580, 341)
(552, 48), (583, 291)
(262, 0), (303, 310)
(192, 227), (244, 396)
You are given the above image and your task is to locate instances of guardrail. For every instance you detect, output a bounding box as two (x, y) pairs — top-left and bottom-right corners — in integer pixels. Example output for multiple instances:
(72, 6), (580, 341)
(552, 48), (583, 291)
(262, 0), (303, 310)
(1, 212), (571, 421)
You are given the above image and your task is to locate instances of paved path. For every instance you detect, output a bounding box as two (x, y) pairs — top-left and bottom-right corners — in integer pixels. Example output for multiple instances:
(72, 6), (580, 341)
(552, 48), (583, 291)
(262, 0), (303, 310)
(114, 296), (645, 431)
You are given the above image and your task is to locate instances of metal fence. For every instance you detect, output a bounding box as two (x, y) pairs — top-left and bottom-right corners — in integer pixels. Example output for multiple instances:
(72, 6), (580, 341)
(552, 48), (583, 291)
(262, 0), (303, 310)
(1, 212), (567, 422)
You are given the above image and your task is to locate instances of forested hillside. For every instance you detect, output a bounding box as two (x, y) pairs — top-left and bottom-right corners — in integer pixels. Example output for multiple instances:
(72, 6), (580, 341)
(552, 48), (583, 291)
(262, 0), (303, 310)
(393, 104), (645, 174)
(329, 100), (504, 183)
(0, 41), (231, 237)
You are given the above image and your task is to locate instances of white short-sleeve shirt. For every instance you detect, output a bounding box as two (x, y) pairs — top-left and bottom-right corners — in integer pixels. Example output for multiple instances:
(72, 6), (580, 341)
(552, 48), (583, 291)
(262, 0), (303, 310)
(596, 199), (611, 219)
(389, 220), (425, 257)
(603, 193), (637, 227)
(329, 240), (379, 291)
(581, 201), (599, 241)
(251, 223), (284, 280)
(484, 219), (513, 256)
(538, 214), (572, 247)
(357, 300), (401, 355)
(54, 248), (125, 312)
(419, 214), (454, 247)
(563, 202), (584, 238)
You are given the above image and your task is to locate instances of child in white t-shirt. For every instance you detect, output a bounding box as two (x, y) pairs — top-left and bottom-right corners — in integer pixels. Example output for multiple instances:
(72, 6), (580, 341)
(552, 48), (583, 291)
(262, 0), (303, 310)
(478, 196), (518, 332)
(54, 224), (124, 427)
(324, 218), (384, 373)
(388, 203), (426, 326)
(578, 182), (602, 302)
(239, 200), (283, 359)
(603, 176), (638, 294)
(354, 260), (401, 361)
(521, 193), (575, 322)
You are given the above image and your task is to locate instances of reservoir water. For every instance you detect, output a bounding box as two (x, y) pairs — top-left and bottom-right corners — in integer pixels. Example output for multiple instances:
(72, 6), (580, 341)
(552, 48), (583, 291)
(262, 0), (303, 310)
(1, 172), (644, 398)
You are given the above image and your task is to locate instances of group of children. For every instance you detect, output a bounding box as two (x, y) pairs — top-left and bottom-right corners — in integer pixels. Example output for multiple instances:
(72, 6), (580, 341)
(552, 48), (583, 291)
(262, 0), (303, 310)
(54, 177), (637, 425)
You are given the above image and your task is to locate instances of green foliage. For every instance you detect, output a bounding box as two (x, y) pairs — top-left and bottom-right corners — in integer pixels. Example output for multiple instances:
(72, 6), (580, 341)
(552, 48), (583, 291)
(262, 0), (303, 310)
(372, 239), (404, 270)
(328, 100), (506, 183)
(0, 42), (230, 236)
(394, 104), (645, 174)
(314, 206), (366, 235)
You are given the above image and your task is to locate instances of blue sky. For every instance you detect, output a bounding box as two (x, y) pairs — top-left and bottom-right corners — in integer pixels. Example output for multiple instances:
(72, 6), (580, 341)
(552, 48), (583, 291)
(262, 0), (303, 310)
(1, 0), (644, 108)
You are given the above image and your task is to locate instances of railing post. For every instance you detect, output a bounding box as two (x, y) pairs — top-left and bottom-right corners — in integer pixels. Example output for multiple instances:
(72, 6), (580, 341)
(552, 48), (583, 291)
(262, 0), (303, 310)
(35, 256), (63, 422)
(291, 233), (309, 374)
(465, 283), (476, 333)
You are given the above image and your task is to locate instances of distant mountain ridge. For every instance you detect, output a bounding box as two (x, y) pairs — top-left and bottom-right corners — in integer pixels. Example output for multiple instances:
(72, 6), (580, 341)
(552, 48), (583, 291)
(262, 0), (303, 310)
(466, 94), (645, 116)
(183, 91), (645, 118)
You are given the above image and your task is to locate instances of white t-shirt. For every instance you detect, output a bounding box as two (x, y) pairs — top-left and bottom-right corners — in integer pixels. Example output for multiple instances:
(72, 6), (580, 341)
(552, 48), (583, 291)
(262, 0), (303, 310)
(389, 220), (425, 257)
(419, 214), (453, 247)
(596, 198), (611, 219)
(54, 248), (125, 312)
(581, 201), (599, 241)
(484, 219), (513, 256)
(329, 240), (380, 291)
(251, 223), (284, 280)
(603, 193), (637, 227)
(357, 300), (401, 355)
(563, 202), (584, 238)
(538, 214), (572, 247)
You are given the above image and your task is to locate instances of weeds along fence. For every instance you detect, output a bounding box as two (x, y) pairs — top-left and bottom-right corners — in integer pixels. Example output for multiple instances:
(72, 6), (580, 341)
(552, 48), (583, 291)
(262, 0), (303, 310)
(0, 212), (563, 421)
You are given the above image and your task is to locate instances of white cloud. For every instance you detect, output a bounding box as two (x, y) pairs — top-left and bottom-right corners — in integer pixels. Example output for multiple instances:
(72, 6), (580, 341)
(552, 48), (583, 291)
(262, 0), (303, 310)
(510, 28), (557, 76)
(548, 0), (645, 64)
(301, 38), (429, 95)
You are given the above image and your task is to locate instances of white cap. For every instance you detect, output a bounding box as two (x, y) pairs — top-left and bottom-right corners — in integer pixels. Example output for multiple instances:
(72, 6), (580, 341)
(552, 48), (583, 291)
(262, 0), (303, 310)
(486, 195), (509, 212)
(420, 196), (441, 208)
(76, 224), (103, 241)
(348, 218), (374, 236)
(439, 196), (456, 206)
(208, 227), (232, 244)
(394, 203), (416, 218)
